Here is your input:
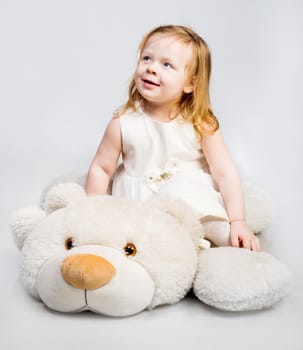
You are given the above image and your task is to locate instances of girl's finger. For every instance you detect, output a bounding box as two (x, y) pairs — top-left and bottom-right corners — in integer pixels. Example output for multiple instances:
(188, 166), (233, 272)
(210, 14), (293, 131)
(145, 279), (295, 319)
(242, 239), (251, 250)
(231, 232), (239, 248)
(251, 239), (257, 252)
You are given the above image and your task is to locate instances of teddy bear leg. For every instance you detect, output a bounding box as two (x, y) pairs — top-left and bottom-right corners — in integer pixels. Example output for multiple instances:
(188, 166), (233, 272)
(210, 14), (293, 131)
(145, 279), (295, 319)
(193, 247), (292, 311)
(201, 218), (231, 247)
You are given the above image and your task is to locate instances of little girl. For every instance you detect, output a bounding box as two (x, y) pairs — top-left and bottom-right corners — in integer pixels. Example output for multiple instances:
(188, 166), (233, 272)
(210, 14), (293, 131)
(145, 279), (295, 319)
(85, 25), (260, 252)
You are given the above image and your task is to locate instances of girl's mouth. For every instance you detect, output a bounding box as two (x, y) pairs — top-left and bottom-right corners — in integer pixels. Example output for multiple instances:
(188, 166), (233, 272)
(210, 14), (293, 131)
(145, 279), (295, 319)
(142, 79), (160, 87)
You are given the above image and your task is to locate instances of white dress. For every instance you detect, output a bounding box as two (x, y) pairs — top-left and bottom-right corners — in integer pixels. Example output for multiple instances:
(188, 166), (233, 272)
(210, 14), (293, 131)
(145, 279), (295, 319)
(112, 107), (229, 222)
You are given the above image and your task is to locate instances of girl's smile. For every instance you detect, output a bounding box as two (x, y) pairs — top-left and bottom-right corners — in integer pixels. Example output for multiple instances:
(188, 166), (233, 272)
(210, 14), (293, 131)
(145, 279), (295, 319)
(141, 78), (160, 88)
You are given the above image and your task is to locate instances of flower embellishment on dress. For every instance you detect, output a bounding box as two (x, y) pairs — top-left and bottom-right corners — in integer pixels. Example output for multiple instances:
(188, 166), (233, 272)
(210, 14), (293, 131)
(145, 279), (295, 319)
(145, 158), (180, 193)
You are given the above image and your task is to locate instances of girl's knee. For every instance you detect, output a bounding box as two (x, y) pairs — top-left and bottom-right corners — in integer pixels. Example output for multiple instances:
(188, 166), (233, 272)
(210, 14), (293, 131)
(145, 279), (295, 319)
(202, 219), (231, 247)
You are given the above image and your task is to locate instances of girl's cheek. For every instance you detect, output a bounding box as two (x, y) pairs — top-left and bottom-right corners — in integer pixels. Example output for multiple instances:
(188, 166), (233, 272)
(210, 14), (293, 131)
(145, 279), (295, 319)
(135, 66), (143, 77)
(134, 67), (141, 78)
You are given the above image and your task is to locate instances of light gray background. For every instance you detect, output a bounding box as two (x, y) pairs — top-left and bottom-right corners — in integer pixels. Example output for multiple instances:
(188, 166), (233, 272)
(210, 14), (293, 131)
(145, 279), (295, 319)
(1, 0), (302, 349)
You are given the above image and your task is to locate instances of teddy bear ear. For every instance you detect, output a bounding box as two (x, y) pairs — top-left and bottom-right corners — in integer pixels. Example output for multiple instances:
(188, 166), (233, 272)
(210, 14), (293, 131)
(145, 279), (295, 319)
(44, 182), (87, 214)
(39, 172), (86, 209)
(10, 206), (46, 251)
(146, 194), (204, 246)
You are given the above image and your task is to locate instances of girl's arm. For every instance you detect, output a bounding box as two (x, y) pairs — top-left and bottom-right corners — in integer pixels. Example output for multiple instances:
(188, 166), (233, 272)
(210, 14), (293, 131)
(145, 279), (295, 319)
(85, 117), (122, 196)
(201, 128), (260, 251)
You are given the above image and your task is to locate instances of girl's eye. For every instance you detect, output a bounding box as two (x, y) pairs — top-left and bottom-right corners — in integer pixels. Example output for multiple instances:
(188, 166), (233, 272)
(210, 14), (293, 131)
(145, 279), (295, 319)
(142, 56), (151, 62)
(163, 62), (172, 68)
(123, 243), (137, 257)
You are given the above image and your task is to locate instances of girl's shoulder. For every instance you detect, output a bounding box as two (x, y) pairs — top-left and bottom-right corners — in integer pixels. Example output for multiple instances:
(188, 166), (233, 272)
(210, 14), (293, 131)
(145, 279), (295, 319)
(112, 106), (144, 128)
(110, 106), (143, 136)
(113, 105), (140, 119)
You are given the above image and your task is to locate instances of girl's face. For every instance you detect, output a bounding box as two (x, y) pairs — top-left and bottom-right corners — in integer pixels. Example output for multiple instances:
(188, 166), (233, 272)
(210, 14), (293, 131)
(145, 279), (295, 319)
(134, 34), (194, 109)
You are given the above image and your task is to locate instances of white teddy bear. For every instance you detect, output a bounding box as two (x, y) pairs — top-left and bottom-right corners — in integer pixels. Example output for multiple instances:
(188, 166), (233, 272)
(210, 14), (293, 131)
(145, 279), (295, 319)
(10, 182), (291, 316)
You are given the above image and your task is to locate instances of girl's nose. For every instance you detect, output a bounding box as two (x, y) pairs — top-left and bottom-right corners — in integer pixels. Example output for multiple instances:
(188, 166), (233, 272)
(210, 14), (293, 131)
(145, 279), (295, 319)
(147, 62), (157, 74)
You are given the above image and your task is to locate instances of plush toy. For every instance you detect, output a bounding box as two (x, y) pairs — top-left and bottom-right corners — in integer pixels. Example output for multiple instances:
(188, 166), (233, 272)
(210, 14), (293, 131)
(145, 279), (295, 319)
(10, 182), (292, 316)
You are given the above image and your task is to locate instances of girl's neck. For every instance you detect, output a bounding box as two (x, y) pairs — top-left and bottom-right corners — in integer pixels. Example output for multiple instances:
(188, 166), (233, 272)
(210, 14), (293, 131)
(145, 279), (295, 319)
(141, 100), (179, 122)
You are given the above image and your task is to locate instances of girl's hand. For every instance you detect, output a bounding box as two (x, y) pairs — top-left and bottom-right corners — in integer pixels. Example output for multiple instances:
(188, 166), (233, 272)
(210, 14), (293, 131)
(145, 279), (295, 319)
(230, 220), (260, 252)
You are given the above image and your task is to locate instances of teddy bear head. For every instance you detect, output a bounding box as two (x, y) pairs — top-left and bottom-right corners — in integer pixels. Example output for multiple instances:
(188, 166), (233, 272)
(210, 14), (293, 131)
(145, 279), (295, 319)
(10, 183), (203, 317)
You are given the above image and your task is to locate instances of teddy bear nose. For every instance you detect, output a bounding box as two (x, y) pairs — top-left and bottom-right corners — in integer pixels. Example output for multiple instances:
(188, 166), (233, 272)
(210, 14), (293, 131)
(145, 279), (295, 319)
(61, 254), (116, 290)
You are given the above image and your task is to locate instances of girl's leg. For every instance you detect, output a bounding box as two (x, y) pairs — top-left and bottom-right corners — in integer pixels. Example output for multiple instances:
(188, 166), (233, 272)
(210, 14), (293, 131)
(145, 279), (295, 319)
(201, 217), (231, 247)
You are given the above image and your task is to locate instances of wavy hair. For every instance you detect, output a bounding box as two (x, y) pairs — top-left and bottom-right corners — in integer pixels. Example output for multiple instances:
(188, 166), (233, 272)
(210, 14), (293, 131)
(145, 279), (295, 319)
(118, 25), (219, 140)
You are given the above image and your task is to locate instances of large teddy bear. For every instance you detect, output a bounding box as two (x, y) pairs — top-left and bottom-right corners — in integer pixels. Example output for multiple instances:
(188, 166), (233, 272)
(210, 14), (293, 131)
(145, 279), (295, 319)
(10, 182), (291, 316)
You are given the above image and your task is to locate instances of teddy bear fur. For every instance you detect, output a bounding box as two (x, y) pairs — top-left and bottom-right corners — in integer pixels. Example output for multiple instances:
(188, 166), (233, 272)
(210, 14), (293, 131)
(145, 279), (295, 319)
(11, 183), (203, 316)
(10, 181), (292, 316)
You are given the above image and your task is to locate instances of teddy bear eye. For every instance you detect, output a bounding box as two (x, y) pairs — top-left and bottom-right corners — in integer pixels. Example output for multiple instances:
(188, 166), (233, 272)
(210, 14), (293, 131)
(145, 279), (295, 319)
(123, 243), (137, 257)
(65, 237), (74, 250)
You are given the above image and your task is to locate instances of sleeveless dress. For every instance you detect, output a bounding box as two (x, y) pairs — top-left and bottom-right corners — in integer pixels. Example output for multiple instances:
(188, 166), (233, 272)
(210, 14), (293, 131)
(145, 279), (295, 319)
(112, 107), (229, 222)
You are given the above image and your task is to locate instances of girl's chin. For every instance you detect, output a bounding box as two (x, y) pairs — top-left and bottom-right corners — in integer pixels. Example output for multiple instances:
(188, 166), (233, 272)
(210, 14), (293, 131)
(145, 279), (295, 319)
(137, 91), (159, 103)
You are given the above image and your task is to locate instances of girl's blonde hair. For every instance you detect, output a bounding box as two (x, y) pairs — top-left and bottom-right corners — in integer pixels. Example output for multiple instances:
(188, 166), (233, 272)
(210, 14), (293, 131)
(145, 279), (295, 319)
(118, 25), (219, 140)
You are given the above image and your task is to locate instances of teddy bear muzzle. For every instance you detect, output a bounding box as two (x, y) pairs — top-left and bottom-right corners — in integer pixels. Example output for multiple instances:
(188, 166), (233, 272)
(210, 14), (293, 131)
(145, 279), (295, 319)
(61, 254), (116, 290)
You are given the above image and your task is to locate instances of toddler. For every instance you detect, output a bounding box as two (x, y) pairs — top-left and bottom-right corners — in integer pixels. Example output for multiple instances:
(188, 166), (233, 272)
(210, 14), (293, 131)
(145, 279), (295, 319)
(85, 25), (260, 252)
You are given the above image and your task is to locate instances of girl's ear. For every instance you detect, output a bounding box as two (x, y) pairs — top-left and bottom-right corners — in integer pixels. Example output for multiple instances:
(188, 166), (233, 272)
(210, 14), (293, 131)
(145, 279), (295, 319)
(183, 85), (194, 94)
(183, 75), (196, 94)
